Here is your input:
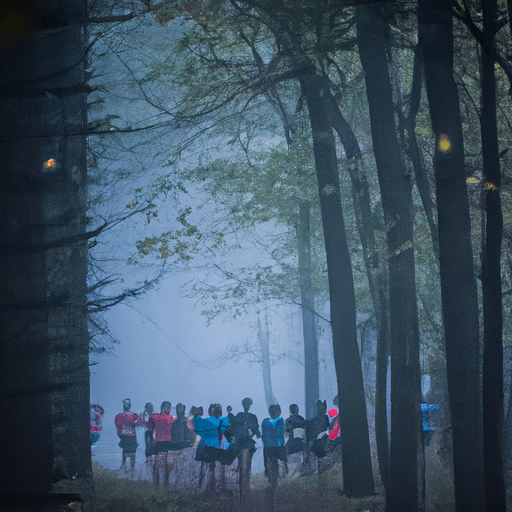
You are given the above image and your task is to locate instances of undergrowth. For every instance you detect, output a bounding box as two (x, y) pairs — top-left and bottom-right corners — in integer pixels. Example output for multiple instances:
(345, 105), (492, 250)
(92, 461), (385, 512)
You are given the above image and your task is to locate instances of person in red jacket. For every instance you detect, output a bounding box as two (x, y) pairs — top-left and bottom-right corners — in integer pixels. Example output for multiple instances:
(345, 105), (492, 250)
(328, 408), (340, 442)
(90, 404), (104, 445)
(148, 401), (175, 486)
(114, 398), (144, 473)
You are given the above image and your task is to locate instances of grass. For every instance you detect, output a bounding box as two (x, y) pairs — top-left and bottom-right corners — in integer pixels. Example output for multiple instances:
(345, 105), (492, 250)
(92, 460), (385, 512)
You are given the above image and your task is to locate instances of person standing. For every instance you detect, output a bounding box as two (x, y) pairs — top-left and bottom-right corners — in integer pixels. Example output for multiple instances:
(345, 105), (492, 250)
(114, 398), (144, 475)
(262, 404), (286, 512)
(285, 404), (307, 468)
(420, 398), (439, 503)
(141, 402), (155, 461)
(232, 397), (260, 507)
(90, 404), (104, 445)
(149, 401), (175, 486)
(193, 403), (231, 493)
(327, 407), (340, 443)
(187, 406), (202, 447)
(171, 403), (196, 451)
(262, 405), (286, 488)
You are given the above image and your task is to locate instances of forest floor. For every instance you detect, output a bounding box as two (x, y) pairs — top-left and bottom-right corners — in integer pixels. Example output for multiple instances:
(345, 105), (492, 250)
(93, 429), (459, 512)
(92, 458), (386, 512)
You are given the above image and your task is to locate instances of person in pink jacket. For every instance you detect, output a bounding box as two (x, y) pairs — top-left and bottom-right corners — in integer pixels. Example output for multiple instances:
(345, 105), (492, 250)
(148, 401), (175, 486)
(114, 398), (144, 472)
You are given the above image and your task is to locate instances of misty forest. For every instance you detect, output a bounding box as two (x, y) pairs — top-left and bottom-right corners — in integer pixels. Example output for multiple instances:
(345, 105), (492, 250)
(2, 0), (512, 511)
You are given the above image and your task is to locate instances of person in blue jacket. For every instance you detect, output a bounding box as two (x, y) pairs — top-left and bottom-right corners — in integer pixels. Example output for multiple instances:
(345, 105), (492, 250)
(421, 398), (439, 447)
(261, 404), (286, 488)
(193, 403), (233, 464)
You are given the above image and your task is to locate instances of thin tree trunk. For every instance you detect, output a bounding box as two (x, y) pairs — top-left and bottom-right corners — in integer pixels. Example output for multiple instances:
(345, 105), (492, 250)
(299, 67), (374, 498)
(297, 200), (319, 420)
(258, 71), (320, 421)
(356, 4), (421, 510)
(418, 0), (485, 510)
(480, 0), (506, 509)
(258, 313), (277, 408)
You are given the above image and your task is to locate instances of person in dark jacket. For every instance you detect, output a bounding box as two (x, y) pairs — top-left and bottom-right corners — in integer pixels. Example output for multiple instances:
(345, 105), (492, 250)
(232, 398), (261, 505)
(308, 399), (329, 459)
(285, 403), (306, 455)
(171, 403), (197, 450)
(141, 402), (154, 460)
(232, 397), (260, 456)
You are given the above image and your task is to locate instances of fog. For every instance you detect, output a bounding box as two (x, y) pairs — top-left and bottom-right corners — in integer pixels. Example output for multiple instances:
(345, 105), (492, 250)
(90, 272), (338, 425)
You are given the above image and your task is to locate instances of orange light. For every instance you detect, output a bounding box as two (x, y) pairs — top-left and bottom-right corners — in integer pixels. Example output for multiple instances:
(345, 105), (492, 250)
(44, 158), (56, 168)
(438, 134), (451, 152)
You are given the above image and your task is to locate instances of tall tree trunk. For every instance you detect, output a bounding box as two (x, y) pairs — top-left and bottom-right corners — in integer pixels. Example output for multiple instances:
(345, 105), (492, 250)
(329, 93), (390, 491)
(258, 313), (278, 408)
(480, 0), (506, 509)
(356, 4), (421, 511)
(258, 71), (321, 421)
(0, 0), (91, 506)
(402, 46), (440, 262)
(299, 67), (374, 498)
(297, 200), (319, 420)
(0, 88), (54, 495)
(504, 345), (512, 477)
(418, 0), (485, 510)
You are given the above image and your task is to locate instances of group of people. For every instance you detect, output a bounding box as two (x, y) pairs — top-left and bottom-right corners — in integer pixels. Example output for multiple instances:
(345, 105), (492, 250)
(112, 397), (341, 489)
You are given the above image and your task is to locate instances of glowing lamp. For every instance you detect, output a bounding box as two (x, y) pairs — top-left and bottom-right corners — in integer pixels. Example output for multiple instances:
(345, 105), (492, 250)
(438, 134), (451, 153)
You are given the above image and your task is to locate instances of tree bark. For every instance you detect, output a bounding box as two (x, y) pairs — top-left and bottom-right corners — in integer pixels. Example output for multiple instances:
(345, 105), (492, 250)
(402, 46), (440, 262)
(356, 4), (421, 510)
(258, 313), (278, 408)
(0, 0), (91, 507)
(297, 200), (319, 420)
(418, 0), (485, 510)
(299, 67), (374, 498)
(480, 0), (506, 509)
(329, 92), (390, 491)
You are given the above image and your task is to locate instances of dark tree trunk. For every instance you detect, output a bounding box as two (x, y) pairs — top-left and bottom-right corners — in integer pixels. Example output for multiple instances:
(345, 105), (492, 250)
(504, 345), (512, 481)
(356, 4), (421, 511)
(0, 0), (91, 507)
(299, 67), (374, 498)
(480, 0), (506, 509)
(329, 94), (390, 491)
(418, 0), (485, 510)
(402, 46), (440, 262)
(297, 200), (319, 420)
(374, 285), (390, 492)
